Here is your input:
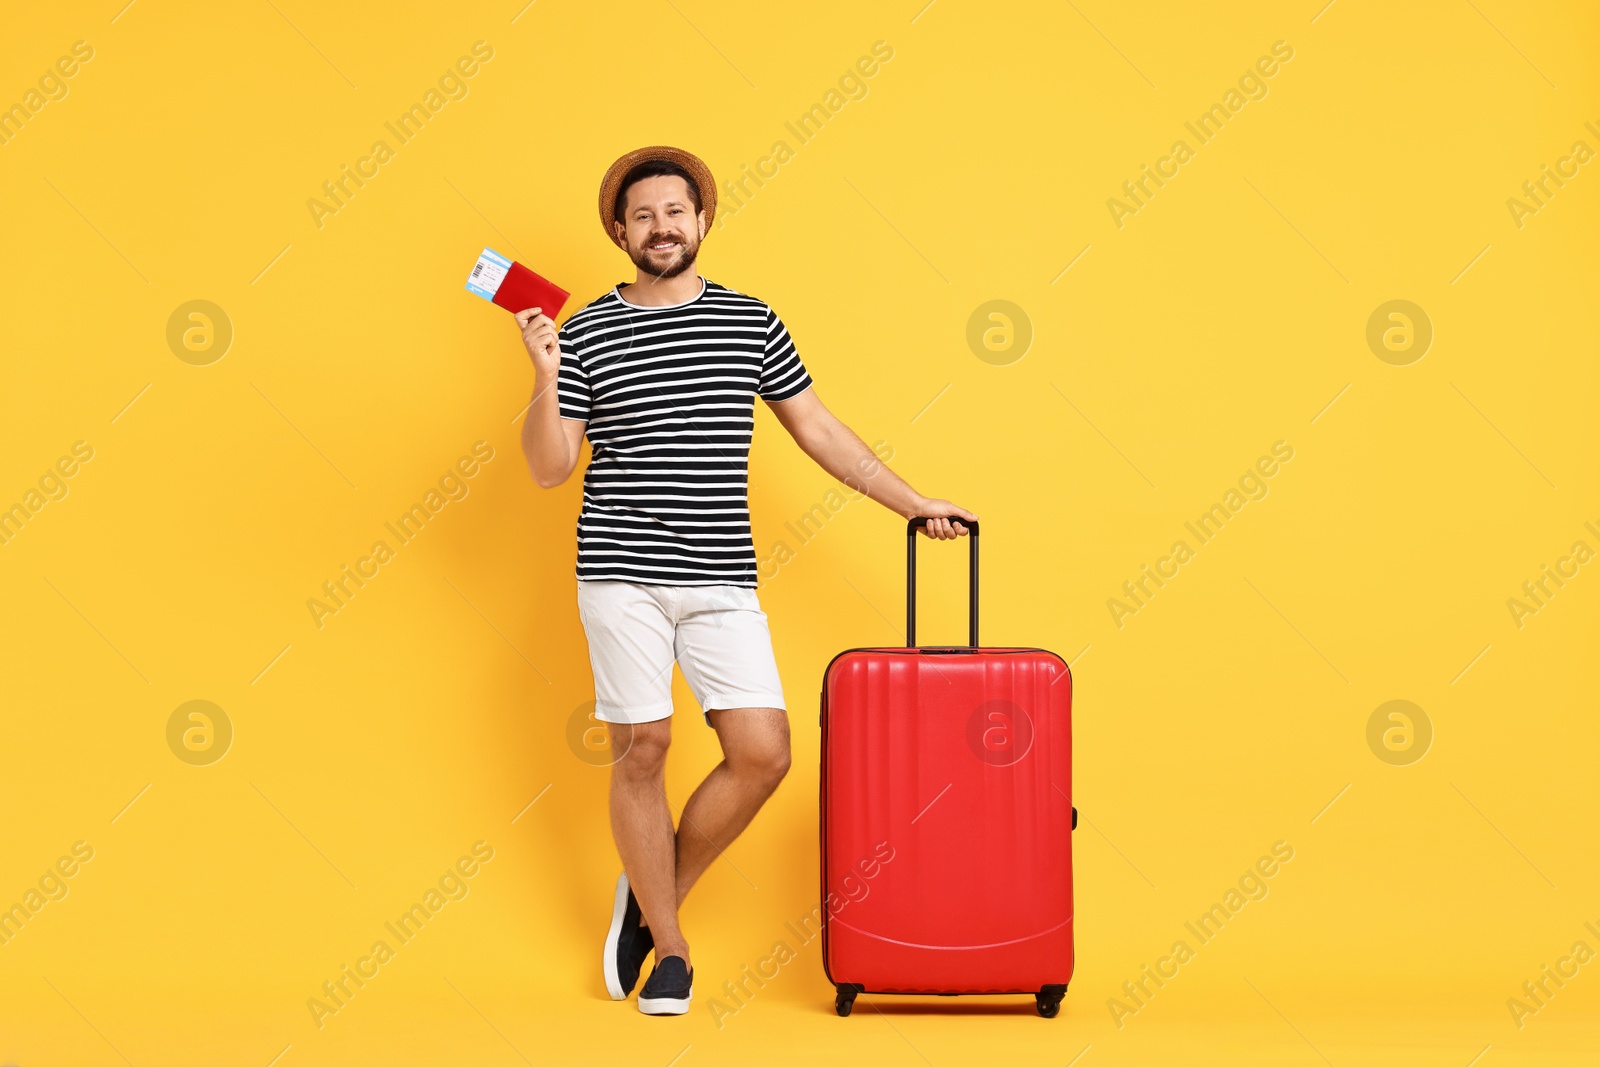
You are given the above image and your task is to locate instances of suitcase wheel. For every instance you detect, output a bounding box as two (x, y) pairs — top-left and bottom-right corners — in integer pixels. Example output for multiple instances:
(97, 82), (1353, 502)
(1036, 984), (1067, 1018)
(834, 983), (862, 1017)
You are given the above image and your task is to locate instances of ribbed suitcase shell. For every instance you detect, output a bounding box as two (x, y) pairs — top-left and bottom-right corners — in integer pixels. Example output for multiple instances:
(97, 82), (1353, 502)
(820, 633), (1074, 997)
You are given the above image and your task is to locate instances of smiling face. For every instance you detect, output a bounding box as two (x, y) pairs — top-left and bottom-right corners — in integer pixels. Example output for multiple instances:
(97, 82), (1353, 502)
(614, 174), (705, 280)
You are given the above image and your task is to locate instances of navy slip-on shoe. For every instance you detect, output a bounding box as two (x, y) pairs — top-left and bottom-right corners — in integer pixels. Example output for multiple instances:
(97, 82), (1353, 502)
(638, 954), (693, 1015)
(602, 873), (654, 1000)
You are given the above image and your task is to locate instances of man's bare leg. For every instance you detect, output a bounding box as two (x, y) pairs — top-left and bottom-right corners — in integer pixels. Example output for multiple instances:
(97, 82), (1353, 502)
(612, 708), (790, 967)
(608, 719), (691, 968)
(672, 707), (791, 906)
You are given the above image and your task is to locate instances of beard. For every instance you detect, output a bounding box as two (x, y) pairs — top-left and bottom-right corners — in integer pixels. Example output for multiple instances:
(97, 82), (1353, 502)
(627, 231), (699, 279)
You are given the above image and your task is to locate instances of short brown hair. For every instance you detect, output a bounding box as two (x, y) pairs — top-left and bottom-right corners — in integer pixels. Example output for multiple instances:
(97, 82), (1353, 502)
(614, 160), (703, 222)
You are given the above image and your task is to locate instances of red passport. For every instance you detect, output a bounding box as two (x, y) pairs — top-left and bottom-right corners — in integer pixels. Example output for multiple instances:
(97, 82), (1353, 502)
(465, 247), (569, 320)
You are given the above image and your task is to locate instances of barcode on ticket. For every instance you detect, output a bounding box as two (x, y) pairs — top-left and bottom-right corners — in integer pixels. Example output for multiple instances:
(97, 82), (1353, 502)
(464, 247), (511, 301)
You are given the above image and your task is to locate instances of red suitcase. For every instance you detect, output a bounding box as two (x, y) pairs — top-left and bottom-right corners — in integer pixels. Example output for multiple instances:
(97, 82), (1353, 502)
(820, 518), (1075, 1017)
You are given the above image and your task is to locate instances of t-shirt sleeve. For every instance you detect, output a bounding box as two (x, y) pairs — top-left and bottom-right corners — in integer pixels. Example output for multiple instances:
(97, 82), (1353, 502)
(758, 307), (814, 402)
(556, 321), (592, 422)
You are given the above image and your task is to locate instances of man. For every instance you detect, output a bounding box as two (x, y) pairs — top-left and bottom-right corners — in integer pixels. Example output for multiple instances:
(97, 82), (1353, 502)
(517, 145), (976, 1015)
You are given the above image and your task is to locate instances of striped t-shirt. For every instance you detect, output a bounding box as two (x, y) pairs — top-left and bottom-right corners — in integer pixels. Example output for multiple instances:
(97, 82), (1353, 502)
(556, 277), (814, 586)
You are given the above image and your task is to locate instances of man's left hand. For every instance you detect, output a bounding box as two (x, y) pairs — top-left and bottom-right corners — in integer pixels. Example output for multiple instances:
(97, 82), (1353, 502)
(912, 498), (978, 539)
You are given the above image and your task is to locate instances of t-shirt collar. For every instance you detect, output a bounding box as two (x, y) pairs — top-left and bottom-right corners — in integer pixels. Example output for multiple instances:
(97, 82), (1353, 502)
(613, 275), (707, 310)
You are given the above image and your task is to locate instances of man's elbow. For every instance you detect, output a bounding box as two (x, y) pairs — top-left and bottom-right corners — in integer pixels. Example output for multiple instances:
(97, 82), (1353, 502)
(530, 465), (572, 490)
(523, 451), (574, 489)
(793, 415), (839, 460)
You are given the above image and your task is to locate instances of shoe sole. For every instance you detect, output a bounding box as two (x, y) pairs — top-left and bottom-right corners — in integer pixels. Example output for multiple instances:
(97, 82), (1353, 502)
(602, 873), (630, 1001)
(638, 992), (692, 1015)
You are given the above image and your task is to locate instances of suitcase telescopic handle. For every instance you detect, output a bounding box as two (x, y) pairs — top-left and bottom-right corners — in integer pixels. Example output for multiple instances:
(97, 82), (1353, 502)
(905, 517), (980, 647)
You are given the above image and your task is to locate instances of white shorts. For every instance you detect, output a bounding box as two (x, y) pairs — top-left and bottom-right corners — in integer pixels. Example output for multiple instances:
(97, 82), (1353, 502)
(576, 580), (788, 725)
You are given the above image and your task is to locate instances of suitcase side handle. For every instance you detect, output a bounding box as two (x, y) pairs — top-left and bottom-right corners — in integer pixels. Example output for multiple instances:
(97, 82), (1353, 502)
(905, 517), (979, 647)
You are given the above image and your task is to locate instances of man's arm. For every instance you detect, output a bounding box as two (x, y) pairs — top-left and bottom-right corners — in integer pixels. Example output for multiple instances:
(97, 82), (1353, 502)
(515, 307), (586, 488)
(766, 387), (977, 539)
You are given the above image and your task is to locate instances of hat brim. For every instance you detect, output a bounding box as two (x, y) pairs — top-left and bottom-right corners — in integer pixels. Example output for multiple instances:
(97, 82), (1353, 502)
(599, 145), (717, 249)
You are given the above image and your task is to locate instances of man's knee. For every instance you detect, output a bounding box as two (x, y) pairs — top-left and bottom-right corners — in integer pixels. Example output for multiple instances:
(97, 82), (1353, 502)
(727, 714), (790, 788)
(762, 740), (792, 787)
(611, 720), (671, 779)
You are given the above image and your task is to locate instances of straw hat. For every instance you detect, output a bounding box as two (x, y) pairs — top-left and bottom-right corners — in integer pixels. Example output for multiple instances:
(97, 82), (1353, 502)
(598, 145), (717, 248)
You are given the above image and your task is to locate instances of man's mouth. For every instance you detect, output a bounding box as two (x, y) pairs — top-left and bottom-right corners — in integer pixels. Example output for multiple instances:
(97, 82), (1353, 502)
(648, 240), (680, 251)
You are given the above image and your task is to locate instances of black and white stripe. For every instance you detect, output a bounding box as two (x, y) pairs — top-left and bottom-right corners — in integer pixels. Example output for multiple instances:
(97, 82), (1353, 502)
(557, 278), (813, 586)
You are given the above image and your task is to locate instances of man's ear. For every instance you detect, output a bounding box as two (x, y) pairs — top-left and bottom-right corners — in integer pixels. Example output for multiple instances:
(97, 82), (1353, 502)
(613, 220), (627, 246)
(698, 211), (707, 239)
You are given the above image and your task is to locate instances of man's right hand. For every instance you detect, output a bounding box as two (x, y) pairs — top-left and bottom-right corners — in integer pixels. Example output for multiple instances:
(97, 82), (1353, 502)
(515, 307), (559, 375)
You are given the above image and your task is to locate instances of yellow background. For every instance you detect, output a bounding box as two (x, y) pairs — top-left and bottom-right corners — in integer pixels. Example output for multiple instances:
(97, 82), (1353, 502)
(2, 1), (1596, 1064)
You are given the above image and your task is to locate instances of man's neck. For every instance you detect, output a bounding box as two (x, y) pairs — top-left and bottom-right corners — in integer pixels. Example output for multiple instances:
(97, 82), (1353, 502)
(620, 269), (703, 307)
